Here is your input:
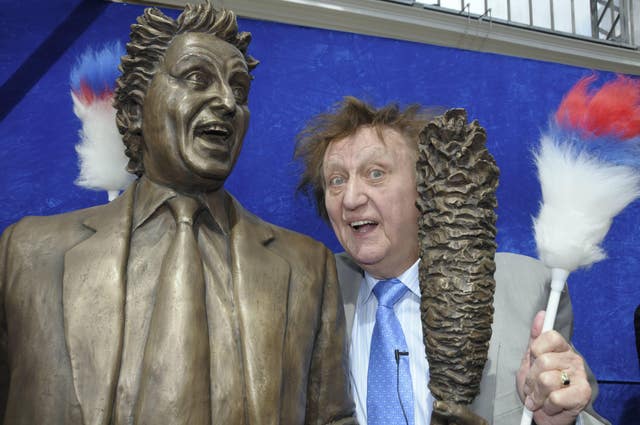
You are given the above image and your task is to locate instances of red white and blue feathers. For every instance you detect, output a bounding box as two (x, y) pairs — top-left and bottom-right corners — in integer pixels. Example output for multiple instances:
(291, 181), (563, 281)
(70, 42), (134, 201)
(533, 75), (640, 272)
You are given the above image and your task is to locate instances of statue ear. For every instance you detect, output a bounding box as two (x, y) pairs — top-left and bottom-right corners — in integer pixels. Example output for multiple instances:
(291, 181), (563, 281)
(128, 102), (144, 133)
(118, 100), (146, 176)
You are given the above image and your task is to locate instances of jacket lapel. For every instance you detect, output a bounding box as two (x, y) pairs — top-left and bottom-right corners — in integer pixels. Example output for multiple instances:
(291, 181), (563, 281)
(63, 184), (136, 425)
(228, 196), (290, 425)
(335, 252), (362, 342)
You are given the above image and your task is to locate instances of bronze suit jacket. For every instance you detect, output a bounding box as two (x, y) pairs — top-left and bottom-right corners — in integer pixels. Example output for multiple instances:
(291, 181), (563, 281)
(0, 182), (355, 425)
(337, 252), (609, 425)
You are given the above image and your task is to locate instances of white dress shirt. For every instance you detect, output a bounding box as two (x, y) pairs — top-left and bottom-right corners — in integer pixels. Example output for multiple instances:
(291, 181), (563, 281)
(349, 259), (434, 425)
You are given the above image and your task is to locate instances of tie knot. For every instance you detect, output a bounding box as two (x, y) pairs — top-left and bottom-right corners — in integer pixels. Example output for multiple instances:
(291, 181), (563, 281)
(373, 278), (408, 307)
(167, 196), (202, 226)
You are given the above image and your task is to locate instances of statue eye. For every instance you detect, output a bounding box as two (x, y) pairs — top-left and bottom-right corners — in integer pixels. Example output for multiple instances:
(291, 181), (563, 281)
(183, 70), (211, 89)
(232, 85), (247, 104)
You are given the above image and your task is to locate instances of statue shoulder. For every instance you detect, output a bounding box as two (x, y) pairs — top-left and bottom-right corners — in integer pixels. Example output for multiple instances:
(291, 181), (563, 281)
(4, 204), (104, 246)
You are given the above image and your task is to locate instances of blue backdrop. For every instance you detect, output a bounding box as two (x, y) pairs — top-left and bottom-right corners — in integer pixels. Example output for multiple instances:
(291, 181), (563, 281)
(1, 0), (638, 422)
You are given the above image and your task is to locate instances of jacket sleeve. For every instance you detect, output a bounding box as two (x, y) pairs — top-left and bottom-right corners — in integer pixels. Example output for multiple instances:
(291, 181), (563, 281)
(305, 248), (357, 425)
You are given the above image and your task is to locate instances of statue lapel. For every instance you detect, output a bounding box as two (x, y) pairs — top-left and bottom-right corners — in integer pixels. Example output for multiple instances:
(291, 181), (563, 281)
(228, 197), (290, 425)
(63, 184), (136, 425)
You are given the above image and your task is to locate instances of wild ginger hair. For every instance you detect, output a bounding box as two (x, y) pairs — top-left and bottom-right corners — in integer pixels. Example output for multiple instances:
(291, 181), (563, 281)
(113, 0), (259, 176)
(294, 96), (436, 220)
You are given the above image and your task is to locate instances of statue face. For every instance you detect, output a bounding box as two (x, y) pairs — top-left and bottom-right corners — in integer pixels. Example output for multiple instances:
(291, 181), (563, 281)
(141, 32), (251, 192)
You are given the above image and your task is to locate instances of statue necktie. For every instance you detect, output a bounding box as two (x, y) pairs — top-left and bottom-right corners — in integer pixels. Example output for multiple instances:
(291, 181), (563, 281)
(135, 196), (211, 425)
(367, 278), (414, 425)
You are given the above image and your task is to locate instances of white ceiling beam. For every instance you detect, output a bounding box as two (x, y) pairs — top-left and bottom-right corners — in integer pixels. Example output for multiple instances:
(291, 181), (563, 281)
(113, 0), (640, 75)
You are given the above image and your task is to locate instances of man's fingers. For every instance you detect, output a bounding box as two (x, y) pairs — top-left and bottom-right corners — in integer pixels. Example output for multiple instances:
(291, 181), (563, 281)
(542, 383), (590, 417)
(518, 311), (546, 402)
(530, 329), (572, 358)
(530, 310), (546, 341)
(525, 368), (571, 408)
(528, 350), (579, 379)
(523, 361), (591, 412)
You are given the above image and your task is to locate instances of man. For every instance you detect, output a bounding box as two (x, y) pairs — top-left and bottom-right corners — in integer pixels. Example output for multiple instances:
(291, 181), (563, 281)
(295, 97), (609, 425)
(0, 3), (355, 424)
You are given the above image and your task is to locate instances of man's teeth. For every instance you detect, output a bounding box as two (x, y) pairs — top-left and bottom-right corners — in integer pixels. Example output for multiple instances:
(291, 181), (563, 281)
(350, 220), (376, 229)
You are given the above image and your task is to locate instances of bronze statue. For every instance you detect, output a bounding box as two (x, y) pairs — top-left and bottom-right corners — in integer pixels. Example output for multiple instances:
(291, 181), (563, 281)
(0, 2), (355, 424)
(416, 109), (499, 425)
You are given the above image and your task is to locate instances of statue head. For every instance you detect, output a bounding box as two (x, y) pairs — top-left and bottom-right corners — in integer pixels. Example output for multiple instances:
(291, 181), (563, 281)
(114, 1), (259, 192)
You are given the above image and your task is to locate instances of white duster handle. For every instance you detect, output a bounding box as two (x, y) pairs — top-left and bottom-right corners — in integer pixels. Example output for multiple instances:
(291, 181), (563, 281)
(520, 267), (569, 425)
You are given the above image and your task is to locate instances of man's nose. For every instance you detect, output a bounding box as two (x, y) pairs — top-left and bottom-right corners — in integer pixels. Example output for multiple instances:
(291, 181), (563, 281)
(342, 178), (367, 210)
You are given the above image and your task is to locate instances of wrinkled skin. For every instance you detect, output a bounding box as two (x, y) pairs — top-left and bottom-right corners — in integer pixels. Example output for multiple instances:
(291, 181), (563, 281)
(323, 126), (420, 279)
(517, 311), (592, 425)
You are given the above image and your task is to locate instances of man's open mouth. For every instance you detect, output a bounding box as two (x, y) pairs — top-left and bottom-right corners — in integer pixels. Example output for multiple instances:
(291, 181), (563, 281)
(350, 220), (377, 232)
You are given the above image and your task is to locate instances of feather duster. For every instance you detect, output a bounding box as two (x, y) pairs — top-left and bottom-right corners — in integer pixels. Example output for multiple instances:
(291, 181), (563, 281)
(416, 109), (498, 418)
(70, 42), (134, 201)
(521, 74), (640, 425)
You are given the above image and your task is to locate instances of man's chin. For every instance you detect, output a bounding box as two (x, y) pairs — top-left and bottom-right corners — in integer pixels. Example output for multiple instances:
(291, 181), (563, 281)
(349, 250), (386, 274)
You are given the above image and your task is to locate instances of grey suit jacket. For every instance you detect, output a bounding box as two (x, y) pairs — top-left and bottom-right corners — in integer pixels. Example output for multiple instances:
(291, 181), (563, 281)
(0, 181), (355, 425)
(337, 252), (609, 425)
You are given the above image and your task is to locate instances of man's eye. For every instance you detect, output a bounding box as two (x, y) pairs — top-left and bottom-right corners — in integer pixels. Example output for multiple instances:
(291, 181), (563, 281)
(328, 176), (345, 186)
(184, 71), (210, 88)
(369, 169), (384, 179)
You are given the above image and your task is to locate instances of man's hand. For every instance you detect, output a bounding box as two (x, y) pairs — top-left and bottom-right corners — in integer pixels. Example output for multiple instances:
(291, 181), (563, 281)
(517, 311), (592, 425)
(430, 400), (488, 425)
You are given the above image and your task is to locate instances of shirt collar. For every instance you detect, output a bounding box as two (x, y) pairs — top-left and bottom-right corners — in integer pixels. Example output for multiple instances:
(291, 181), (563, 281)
(132, 176), (230, 235)
(360, 258), (421, 306)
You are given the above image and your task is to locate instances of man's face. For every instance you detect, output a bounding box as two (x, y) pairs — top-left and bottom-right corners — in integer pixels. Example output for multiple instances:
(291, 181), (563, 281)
(323, 126), (420, 279)
(141, 32), (251, 192)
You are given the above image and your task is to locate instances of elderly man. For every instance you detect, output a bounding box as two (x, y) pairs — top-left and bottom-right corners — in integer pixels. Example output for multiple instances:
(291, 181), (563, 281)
(0, 3), (355, 424)
(295, 97), (609, 425)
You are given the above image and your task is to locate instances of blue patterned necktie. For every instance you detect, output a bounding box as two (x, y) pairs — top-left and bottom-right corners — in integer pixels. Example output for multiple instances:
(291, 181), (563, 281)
(367, 278), (414, 425)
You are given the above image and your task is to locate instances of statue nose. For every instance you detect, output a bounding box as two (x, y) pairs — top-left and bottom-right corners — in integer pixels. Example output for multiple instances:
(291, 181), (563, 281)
(208, 83), (236, 117)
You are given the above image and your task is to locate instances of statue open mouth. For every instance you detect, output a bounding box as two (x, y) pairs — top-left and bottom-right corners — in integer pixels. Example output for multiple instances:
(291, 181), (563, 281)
(194, 122), (233, 156)
(195, 122), (232, 141)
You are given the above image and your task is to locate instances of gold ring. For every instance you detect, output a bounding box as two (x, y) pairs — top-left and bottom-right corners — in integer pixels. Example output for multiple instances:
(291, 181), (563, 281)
(560, 370), (570, 386)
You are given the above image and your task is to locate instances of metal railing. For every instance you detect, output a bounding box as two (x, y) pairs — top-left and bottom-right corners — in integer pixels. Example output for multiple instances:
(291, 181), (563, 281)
(384, 0), (638, 48)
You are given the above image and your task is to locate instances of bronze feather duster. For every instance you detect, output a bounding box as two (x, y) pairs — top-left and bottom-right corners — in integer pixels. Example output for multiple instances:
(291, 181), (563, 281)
(415, 109), (499, 409)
